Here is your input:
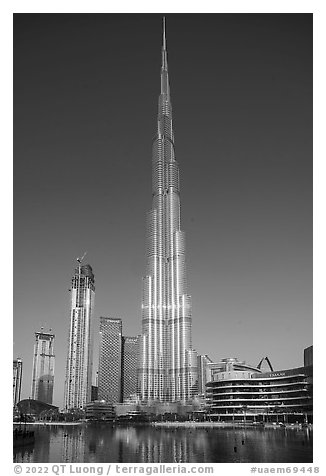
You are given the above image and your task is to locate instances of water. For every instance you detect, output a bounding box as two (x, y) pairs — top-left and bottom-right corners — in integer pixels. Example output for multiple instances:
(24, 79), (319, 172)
(13, 423), (313, 463)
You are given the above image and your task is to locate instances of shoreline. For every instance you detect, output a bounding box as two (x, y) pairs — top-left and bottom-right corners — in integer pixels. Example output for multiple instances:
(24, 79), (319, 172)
(13, 421), (85, 426)
(13, 421), (312, 430)
(151, 421), (312, 430)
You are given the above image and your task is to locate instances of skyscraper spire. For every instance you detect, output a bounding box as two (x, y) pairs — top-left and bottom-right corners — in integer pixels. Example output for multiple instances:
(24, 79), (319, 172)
(139, 20), (197, 404)
(161, 17), (168, 86)
(163, 16), (166, 51)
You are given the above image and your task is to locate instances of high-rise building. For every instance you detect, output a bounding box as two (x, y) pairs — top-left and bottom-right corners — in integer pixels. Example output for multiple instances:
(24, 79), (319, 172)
(13, 358), (23, 407)
(122, 336), (140, 402)
(197, 354), (214, 395)
(304, 345), (313, 367)
(139, 19), (197, 403)
(31, 329), (55, 404)
(64, 263), (95, 410)
(91, 385), (98, 402)
(98, 317), (122, 404)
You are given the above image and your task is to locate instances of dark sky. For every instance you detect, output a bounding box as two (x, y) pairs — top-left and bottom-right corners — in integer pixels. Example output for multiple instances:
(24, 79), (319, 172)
(14, 13), (312, 407)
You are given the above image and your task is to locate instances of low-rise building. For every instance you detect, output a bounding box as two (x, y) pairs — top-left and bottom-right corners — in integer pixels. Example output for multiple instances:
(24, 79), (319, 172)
(85, 400), (115, 421)
(17, 399), (59, 420)
(206, 355), (313, 423)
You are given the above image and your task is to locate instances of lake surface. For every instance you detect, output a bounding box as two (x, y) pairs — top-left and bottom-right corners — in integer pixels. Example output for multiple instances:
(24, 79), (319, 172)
(13, 423), (313, 463)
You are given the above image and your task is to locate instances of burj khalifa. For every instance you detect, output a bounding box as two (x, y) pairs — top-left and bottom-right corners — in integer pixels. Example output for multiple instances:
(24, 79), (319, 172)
(139, 19), (198, 403)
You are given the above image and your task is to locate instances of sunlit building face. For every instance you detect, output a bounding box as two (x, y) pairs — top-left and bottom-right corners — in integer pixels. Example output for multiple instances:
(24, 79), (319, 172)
(64, 264), (95, 410)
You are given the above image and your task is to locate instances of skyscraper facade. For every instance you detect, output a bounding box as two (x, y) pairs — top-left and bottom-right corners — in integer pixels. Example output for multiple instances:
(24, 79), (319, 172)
(31, 329), (55, 404)
(139, 20), (197, 403)
(64, 263), (95, 410)
(98, 317), (122, 404)
(13, 358), (23, 407)
(122, 336), (140, 402)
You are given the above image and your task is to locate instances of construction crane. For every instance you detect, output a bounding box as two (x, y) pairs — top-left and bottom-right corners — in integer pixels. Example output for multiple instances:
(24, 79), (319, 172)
(76, 251), (87, 265)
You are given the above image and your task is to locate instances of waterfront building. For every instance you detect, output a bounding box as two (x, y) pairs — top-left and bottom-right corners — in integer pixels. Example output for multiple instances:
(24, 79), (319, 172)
(64, 263), (95, 410)
(13, 358), (23, 407)
(303, 346), (313, 400)
(17, 399), (59, 419)
(139, 19), (197, 403)
(31, 329), (55, 404)
(206, 356), (313, 423)
(98, 317), (122, 404)
(122, 336), (140, 402)
(115, 402), (140, 417)
(85, 400), (115, 421)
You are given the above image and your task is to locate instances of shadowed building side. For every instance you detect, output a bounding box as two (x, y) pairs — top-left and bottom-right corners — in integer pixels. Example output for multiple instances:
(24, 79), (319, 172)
(304, 345), (313, 367)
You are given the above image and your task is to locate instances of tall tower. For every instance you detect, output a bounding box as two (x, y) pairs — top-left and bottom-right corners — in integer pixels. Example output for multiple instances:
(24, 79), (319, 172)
(64, 262), (95, 410)
(13, 358), (23, 407)
(98, 317), (122, 404)
(139, 19), (196, 403)
(31, 329), (55, 404)
(197, 354), (214, 396)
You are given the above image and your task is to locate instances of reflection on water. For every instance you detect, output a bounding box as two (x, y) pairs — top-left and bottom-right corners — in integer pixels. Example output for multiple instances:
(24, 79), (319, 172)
(13, 424), (313, 463)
